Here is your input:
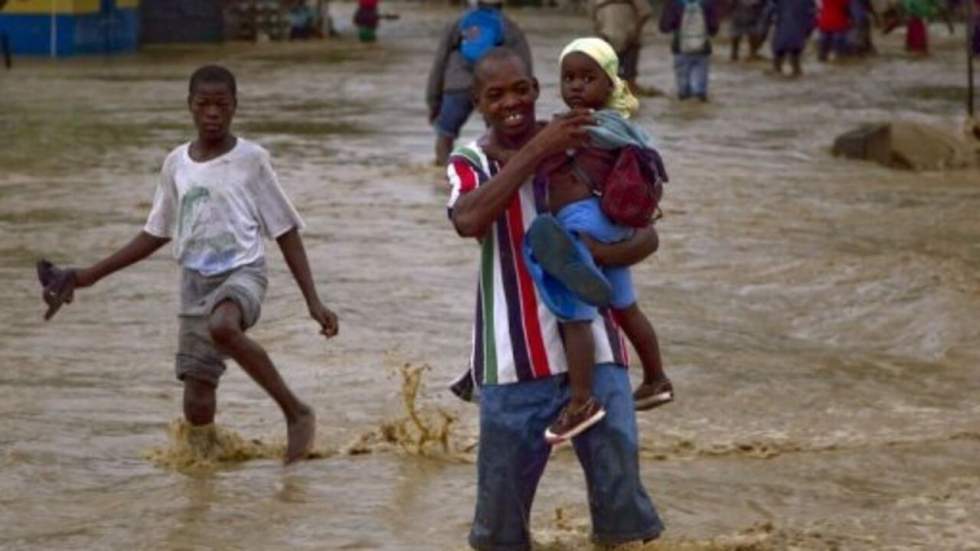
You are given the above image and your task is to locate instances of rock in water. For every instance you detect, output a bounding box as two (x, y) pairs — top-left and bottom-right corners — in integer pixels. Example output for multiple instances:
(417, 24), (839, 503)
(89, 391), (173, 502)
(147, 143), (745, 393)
(832, 124), (892, 166)
(833, 122), (978, 171)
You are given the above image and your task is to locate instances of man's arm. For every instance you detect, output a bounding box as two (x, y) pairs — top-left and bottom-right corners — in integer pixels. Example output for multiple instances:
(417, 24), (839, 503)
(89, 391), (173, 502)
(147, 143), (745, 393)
(276, 227), (339, 338)
(75, 231), (170, 288)
(426, 22), (456, 121)
(451, 112), (593, 238)
(583, 226), (659, 268)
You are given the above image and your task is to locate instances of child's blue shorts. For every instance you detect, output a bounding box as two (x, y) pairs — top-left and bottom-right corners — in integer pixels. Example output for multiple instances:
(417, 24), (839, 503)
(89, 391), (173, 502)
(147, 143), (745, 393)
(556, 197), (637, 316)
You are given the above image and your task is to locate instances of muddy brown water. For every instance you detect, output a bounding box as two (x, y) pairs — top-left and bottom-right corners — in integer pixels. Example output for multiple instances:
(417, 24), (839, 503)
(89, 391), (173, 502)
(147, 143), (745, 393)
(2, 6), (979, 550)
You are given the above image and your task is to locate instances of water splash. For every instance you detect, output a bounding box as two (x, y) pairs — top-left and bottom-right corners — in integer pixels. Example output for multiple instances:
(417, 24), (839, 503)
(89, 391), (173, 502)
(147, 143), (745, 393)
(342, 362), (476, 463)
(143, 419), (334, 472)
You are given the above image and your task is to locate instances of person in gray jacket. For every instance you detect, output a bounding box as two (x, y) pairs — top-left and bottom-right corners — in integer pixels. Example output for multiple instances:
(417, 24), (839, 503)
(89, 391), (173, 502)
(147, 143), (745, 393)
(426, 0), (532, 167)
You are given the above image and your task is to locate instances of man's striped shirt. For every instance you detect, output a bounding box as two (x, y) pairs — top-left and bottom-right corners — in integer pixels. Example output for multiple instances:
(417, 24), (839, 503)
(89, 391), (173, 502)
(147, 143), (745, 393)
(447, 140), (629, 387)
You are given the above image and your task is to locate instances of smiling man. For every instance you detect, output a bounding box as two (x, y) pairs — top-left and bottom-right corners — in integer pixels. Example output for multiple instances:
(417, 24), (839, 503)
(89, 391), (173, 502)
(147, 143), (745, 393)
(446, 48), (665, 551)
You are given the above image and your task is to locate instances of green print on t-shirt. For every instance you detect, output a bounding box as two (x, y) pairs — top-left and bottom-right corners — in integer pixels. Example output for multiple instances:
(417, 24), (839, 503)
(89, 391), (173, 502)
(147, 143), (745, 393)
(178, 186), (211, 239)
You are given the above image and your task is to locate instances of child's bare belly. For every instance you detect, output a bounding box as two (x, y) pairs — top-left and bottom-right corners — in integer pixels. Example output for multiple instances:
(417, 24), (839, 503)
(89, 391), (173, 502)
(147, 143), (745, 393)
(548, 169), (594, 214)
(545, 148), (617, 214)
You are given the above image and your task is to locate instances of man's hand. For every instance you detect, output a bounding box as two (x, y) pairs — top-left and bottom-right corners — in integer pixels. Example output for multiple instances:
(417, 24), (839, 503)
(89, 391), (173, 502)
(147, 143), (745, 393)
(528, 110), (594, 158)
(309, 301), (339, 338)
(428, 103), (441, 124)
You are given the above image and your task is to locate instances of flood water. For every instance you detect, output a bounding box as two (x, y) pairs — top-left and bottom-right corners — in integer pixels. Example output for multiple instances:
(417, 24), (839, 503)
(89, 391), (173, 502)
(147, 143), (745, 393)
(2, 5), (979, 550)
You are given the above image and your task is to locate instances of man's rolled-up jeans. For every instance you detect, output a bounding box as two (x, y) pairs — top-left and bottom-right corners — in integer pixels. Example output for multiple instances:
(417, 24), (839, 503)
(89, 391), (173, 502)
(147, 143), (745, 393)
(468, 363), (664, 551)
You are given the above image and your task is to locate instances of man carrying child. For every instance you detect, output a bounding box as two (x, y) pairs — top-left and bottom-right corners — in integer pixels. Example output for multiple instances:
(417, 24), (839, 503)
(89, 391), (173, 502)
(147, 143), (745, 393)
(446, 47), (664, 550)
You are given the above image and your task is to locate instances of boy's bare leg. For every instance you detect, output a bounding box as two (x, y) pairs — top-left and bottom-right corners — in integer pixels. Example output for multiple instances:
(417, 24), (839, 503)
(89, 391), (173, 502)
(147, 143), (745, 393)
(208, 300), (315, 464)
(183, 378), (217, 425)
(561, 321), (596, 409)
(730, 36), (741, 61)
(182, 379), (220, 455)
(615, 304), (667, 386)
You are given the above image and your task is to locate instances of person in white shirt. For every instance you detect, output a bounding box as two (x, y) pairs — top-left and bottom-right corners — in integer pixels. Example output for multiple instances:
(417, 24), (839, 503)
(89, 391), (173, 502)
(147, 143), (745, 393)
(36, 65), (338, 465)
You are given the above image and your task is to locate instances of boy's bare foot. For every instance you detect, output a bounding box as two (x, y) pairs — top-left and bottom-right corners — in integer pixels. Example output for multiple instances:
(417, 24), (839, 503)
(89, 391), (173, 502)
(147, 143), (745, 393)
(285, 407), (315, 465)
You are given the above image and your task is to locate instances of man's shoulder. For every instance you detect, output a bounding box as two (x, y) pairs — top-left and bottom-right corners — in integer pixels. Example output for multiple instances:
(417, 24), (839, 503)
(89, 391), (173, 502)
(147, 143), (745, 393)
(449, 140), (489, 172)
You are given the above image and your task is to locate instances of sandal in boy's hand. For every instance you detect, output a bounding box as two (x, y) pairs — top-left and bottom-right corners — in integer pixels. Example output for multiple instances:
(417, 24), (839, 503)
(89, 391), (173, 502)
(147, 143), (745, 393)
(36, 259), (78, 321)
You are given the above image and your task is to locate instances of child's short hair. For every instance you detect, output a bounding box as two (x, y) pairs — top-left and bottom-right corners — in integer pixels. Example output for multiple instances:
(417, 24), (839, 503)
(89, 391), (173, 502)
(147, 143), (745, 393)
(189, 65), (237, 97)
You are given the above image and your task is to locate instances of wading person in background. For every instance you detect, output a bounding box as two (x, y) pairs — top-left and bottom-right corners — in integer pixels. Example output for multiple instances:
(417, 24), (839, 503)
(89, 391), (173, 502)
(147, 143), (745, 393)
(36, 65), (339, 465)
(287, 0), (319, 39)
(902, 0), (939, 54)
(767, 0), (816, 77)
(587, 0), (662, 96)
(729, 0), (770, 61)
(426, 0), (532, 167)
(446, 47), (664, 550)
(816, 0), (852, 61)
(659, 0), (721, 101)
(353, 0), (380, 43)
(846, 0), (877, 57)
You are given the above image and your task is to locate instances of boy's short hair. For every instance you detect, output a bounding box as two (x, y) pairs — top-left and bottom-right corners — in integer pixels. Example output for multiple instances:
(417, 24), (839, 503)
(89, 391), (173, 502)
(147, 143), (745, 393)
(472, 48), (531, 95)
(189, 65), (237, 97)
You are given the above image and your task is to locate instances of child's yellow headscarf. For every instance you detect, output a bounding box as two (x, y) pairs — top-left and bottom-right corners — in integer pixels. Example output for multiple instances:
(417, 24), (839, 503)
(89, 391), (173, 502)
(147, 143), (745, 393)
(559, 37), (639, 119)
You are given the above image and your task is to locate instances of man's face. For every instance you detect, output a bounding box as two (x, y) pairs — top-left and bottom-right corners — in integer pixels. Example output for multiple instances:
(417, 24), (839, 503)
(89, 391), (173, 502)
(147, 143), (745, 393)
(188, 81), (236, 142)
(560, 52), (612, 110)
(474, 57), (539, 143)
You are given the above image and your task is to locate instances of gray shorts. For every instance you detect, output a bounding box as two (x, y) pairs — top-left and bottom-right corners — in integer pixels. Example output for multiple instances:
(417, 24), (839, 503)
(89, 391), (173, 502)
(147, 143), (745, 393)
(175, 259), (268, 386)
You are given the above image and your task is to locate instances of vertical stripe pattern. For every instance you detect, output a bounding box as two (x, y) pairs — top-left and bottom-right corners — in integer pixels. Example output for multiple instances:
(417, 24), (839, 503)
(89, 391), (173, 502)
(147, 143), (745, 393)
(447, 141), (625, 386)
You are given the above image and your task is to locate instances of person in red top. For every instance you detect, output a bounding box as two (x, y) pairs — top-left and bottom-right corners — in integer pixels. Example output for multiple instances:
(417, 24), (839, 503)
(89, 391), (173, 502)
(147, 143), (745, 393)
(353, 0), (380, 43)
(817, 0), (851, 61)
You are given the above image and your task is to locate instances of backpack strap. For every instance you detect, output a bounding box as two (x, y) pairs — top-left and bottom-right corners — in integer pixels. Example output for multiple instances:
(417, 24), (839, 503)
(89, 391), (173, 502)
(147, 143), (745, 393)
(569, 158), (602, 197)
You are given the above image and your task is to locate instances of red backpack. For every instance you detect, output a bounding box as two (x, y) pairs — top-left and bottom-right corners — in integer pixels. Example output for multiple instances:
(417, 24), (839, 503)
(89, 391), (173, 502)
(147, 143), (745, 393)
(597, 145), (668, 228)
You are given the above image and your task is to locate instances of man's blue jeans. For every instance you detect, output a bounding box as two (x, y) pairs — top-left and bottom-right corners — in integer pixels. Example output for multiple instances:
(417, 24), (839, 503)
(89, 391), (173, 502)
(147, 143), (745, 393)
(673, 53), (710, 100)
(468, 363), (664, 551)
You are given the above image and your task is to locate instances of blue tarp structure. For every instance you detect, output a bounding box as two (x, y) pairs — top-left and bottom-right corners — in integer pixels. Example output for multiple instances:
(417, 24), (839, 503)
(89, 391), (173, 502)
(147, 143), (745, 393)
(0, 0), (140, 56)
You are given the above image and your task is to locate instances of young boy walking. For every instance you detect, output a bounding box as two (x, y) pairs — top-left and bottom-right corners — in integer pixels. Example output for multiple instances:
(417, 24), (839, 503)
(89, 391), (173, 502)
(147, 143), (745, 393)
(37, 65), (338, 465)
(659, 0), (720, 101)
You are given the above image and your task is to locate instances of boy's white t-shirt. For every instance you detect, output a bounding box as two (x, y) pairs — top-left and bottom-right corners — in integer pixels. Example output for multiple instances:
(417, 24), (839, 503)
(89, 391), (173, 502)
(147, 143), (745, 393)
(144, 138), (305, 276)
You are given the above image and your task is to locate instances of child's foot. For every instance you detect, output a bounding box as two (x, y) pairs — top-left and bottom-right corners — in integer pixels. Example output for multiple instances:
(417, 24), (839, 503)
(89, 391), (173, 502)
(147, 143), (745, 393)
(285, 406), (315, 465)
(544, 397), (606, 444)
(526, 215), (612, 307)
(633, 378), (674, 411)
